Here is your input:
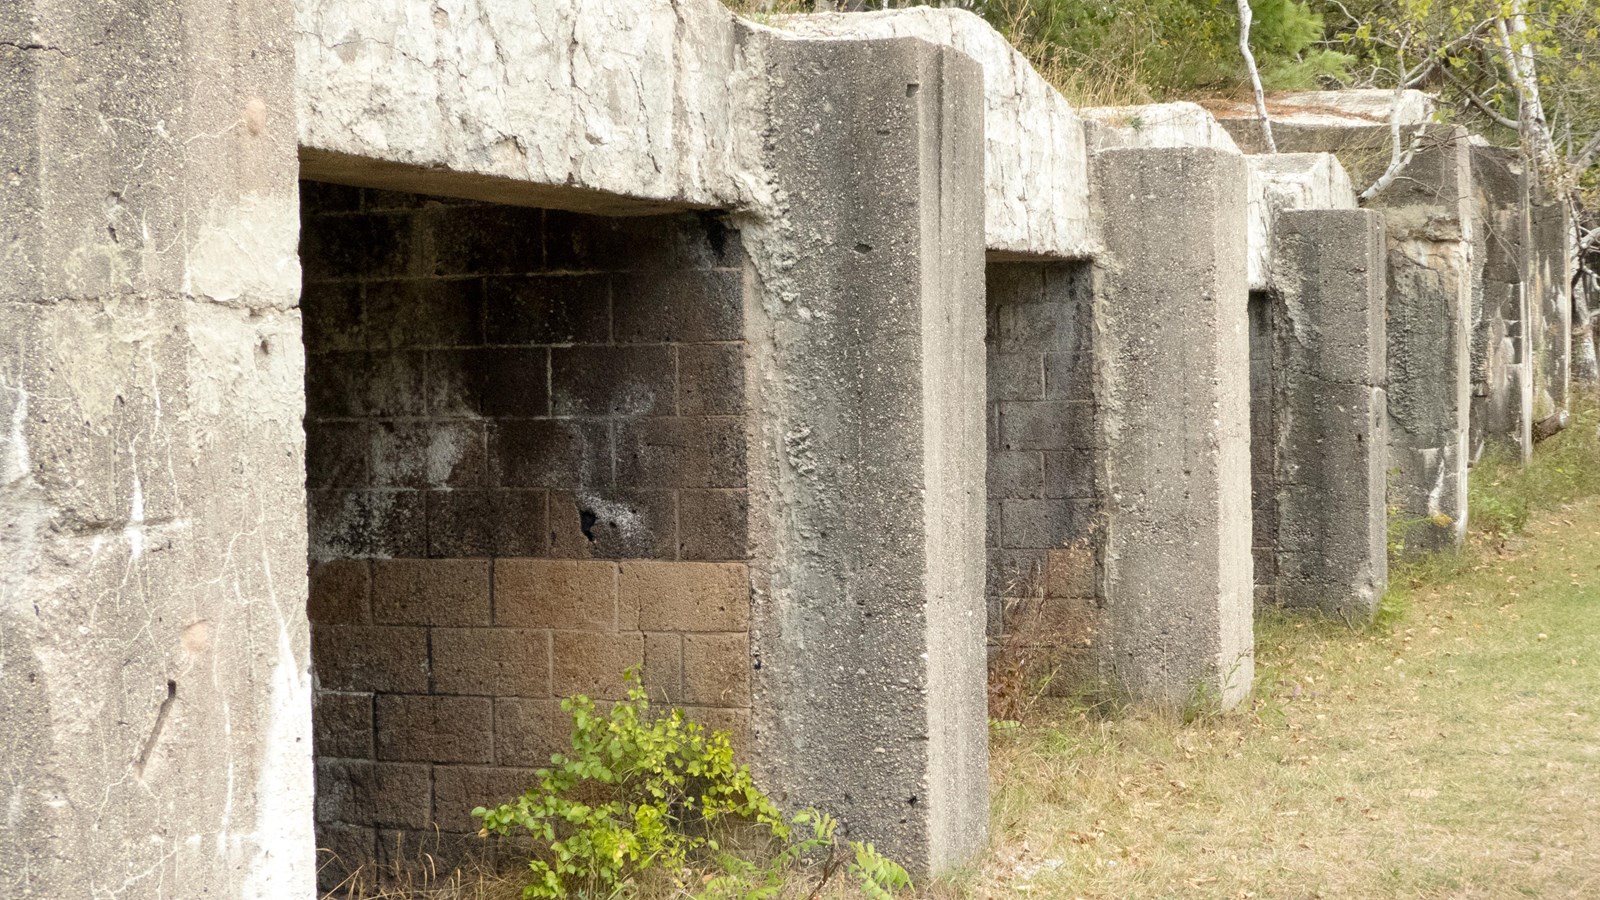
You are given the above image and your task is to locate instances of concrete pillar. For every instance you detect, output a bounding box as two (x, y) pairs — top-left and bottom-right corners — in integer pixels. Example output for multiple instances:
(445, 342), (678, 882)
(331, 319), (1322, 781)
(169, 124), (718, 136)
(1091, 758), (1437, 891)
(1091, 147), (1254, 710)
(1469, 145), (1534, 463)
(1368, 126), (1474, 552)
(740, 37), (988, 874)
(1, 1), (313, 897)
(1268, 210), (1389, 619)
(1531, 184), (1573, 427)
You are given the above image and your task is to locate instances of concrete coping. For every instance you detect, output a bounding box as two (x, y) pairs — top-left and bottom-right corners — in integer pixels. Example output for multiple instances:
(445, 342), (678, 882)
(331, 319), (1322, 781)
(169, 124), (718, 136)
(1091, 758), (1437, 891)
(1080, 102), (1242, 154)
(1248, 153), (1358, 290)
(1205, 89), (1438, 128)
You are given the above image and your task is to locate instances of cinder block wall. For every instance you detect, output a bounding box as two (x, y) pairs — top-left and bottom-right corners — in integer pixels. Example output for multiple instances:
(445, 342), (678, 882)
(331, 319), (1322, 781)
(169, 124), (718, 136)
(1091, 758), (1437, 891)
(298, 182), (751, 878)
(984, 262), (1103, 683)
(1248, 290), (1279, 606)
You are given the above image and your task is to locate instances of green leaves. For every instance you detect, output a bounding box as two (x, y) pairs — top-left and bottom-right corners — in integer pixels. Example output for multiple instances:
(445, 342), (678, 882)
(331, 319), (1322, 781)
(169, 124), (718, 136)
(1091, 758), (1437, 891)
(473, 669), (909, 899)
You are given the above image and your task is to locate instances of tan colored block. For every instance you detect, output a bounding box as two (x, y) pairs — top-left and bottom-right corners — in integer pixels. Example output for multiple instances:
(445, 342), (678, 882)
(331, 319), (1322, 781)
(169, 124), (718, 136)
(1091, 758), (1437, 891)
(493, 698), (569, 767)
(681, 707), (752, 756)
(431, 628), (550, 697)
(642, 632), (683, 704)
(621, 561), (749, 631)
(682, 632), (750, 707)
(371, 559), (490, 626)
(551, 632), (645, 701)
(1002, 597), (1099, 649)
(495, 559), (617, 629)
(309, 559), (370, 624)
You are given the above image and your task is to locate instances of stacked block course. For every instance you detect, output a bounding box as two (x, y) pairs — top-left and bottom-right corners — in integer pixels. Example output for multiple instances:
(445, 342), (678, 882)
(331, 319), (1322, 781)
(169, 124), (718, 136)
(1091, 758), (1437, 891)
(298, 182), (752, 879)
(984, 262), (1103, 681)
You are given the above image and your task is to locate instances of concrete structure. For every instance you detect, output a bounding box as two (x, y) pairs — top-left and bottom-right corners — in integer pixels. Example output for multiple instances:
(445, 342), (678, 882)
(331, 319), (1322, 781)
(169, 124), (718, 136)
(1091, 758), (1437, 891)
(1470, 144), (1534, 462)
(1261, 210), (1389, 618)
(739, 36), (990, 872)
(1213, 99), (1476, 553)
(1092, 147), (1255, 709)
(4, 1), (1571, 894)
(2, 1), (314, 897)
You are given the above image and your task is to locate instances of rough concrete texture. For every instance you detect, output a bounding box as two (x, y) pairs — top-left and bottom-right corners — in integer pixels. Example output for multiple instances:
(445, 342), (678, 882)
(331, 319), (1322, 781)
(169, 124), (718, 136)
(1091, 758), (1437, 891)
(1081, 103), (1243, 154)
(295, 0), (747, 214)
(1091, 146), (1255, 709)
(1, 0), (315, 896)
(1373, 128), (1476, 552)
(299, 0), (1093, 258)
(1530, 185), (1573, 424)
(739, 36), (988, 874)
(1247, 153), (1358, 290)
(1209, 90), (1438, 162)
(1469, 144), (1534, 462)
(1211, 102), (1476, 554)
(774, 8), (1094, 259)
(1266, 210), (1389, 618)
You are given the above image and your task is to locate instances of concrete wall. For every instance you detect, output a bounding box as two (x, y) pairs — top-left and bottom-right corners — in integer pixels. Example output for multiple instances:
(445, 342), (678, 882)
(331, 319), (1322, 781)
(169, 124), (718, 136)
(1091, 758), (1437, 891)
(299, 186), (754, 881)
(1266, 209), (1389, 618)
(1, 0), (316, 896)
(9, 0), (1575, 888)
(1470, 144), (1534, 462)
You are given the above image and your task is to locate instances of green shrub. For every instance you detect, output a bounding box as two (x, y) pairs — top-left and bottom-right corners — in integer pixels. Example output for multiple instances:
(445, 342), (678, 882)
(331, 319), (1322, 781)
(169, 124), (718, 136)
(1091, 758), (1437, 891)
(474, 672), (911, 899)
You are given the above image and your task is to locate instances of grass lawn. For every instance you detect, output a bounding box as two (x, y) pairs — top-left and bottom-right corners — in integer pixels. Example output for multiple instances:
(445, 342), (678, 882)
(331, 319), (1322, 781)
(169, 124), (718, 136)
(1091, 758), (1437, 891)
(966, 412), (1600, 899)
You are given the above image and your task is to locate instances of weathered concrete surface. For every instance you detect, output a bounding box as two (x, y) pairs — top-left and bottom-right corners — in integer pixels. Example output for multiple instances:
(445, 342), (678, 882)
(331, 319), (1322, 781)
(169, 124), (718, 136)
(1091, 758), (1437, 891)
(1, 0), (315, 896)
(775, 8), (1093, 259)
(1469, 143), (1533, 462)
(295, 0), (748, 215)
(1378, 128), (1476, 551)
(1081, 107), (1357, 289)
(1209, 90), (1438, 168)
(1081, 103), (1242, 154)
(740, 36), (988, 874)
(1248, 153), (1357, 290)
(1091, 146), (1254, 709)
(1213, 96), (1475, 553)
(1530, 185), (1573, 425)
(298, 0), (1092, 258)
(1268, 210), (1389, 619)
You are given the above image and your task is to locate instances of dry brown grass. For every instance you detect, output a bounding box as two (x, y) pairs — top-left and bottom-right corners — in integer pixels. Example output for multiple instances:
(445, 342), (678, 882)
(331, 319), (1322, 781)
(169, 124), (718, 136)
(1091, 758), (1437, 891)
(970, 492), (1600, 899)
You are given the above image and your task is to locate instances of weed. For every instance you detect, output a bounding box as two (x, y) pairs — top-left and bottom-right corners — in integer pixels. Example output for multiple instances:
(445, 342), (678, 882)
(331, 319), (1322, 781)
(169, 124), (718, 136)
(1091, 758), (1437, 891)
(475, 671), (911, 900)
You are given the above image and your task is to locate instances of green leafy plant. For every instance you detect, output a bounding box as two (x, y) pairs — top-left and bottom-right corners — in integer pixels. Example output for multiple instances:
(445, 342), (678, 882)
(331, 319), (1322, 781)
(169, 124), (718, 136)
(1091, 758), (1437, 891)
(474, 672), (912, 899)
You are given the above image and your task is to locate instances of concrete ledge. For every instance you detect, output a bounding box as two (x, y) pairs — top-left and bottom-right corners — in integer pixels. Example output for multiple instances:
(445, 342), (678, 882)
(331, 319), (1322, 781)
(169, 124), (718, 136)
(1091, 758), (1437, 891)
(1248, 153), (1357, 290)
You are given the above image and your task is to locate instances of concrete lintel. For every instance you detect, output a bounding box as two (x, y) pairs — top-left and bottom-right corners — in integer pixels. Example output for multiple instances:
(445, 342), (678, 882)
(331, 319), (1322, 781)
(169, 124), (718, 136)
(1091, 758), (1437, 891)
(741, 35), (988, 876)
(1091, 145), (1254, 710)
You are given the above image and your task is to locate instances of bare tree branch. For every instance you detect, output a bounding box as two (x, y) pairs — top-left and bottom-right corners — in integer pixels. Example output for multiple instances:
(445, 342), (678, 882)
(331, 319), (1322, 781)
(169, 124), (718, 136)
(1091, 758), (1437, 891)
(1236, 0), (1276, 153)
(1440, 66), (1520, 130)
(1360, 36), (1423, 203)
